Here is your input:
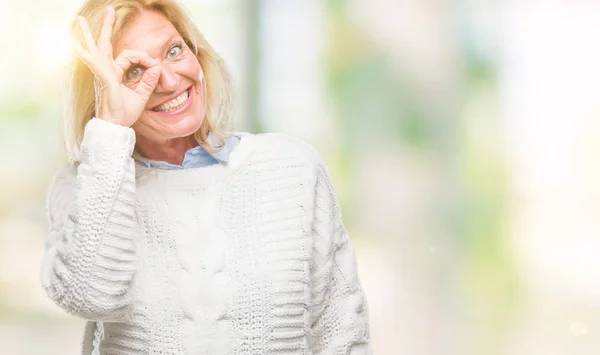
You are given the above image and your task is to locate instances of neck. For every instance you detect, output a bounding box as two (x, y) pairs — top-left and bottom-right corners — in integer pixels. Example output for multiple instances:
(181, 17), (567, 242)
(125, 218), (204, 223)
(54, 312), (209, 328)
(135, 134), (198, 166)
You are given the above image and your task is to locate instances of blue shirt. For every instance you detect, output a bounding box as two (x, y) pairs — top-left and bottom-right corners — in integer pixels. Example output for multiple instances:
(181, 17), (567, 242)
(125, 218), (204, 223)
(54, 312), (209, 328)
(135, 134), (241, 172)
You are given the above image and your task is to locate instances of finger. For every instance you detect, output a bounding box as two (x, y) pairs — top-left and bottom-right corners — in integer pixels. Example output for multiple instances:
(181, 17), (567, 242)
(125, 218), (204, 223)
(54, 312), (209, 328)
(115, 50), (157, 71)
(114, 49), (157, 65)
(113, 50), (156, 83)
(72, 41), (93, 64)
(135, 65), (162, 100)
(98, 6), (116, 57)
(76, 16), (98, 54)
(115, 55), (157, 71)
(72, 41), (101, 76)
(114, 51), (158, 86)
(72, 41), (116, 86)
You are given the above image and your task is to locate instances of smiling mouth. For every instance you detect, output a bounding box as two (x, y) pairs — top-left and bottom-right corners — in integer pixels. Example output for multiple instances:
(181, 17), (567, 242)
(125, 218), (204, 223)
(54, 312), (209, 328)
(151, 88), (191, 112)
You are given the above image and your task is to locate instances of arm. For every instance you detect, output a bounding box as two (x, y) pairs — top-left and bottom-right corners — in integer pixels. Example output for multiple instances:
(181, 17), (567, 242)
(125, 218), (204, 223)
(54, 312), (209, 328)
(41, 118), (138, 321)
(309, 156), (372, 355)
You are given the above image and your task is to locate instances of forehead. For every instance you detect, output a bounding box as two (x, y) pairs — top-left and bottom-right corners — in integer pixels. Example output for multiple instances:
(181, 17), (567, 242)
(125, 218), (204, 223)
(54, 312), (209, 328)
(114, 11), (180, 55)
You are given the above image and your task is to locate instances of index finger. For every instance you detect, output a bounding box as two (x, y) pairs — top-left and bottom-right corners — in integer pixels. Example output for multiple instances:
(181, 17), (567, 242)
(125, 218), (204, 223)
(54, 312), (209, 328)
(76, 16), (98, 54)
(98, 6), (116, 57)
(114, 49), (158, 83)
(114, 49), (157, 69)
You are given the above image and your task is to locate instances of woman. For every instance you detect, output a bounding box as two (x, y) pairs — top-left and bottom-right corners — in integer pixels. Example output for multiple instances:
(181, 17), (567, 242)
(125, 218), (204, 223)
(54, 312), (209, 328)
(41, 0), (372, 354)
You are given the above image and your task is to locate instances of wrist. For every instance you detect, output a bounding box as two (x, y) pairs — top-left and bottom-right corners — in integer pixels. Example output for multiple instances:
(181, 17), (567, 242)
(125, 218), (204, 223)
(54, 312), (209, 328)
(104, 117), (130, 127)
(82, 118), (136, 155)
(97, 111), (129, 127)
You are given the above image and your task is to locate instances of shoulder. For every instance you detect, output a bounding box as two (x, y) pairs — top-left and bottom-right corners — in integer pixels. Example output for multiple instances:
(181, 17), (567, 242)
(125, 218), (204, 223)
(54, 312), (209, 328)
(235, 132), (338, 196)
(246, 132), (327, 169)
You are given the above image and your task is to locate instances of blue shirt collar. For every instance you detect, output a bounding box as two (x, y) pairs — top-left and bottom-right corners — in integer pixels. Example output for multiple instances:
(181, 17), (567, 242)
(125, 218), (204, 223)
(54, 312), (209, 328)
(134, 133), (240, 171)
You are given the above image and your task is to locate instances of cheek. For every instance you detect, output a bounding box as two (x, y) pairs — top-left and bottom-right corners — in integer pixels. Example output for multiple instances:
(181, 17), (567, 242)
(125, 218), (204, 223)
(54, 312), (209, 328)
(177, 55), (203, 81)
(131, 113), (158, 137)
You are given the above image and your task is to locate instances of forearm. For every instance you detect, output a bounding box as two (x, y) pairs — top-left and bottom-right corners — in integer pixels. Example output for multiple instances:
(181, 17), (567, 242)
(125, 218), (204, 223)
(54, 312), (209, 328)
(309, 158), (372, 354)
(41, 118), (138, 321)
(310, 233), (372, 355)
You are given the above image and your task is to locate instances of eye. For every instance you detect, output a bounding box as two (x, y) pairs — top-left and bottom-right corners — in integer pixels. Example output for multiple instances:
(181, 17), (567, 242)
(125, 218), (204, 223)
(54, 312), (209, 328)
(167, 44), (183, 59)
(125, 66), (145, 82)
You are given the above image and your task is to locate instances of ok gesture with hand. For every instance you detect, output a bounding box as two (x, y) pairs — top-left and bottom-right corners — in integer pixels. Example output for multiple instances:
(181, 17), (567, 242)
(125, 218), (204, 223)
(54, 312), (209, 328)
(74, 6), (162, 127)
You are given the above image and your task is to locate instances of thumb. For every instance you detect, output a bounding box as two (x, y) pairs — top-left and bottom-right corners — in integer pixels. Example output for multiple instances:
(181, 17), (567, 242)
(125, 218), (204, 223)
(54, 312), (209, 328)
(135, 65), (162, 100)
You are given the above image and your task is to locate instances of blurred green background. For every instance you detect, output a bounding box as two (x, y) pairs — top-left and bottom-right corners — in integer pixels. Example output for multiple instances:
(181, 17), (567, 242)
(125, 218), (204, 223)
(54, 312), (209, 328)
(2, 0), (600, 354)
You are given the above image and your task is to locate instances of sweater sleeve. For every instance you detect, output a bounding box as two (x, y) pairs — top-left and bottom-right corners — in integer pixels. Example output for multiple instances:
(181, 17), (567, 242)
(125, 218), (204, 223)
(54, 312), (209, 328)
(309, 154), (372, 355)
(41, 118), (138, 322)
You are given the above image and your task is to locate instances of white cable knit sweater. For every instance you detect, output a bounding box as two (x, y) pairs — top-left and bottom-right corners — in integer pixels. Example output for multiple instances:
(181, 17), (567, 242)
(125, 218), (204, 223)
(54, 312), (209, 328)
(41, 118), (371, 355)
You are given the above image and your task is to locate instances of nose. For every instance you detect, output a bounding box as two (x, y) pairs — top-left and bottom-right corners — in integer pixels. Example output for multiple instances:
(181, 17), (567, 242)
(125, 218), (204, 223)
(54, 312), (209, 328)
(153, 63), (180, 94)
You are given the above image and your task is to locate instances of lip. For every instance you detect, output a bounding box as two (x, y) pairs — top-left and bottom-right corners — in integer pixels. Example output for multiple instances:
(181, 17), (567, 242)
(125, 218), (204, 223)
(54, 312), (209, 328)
(150, 87), (193, 117)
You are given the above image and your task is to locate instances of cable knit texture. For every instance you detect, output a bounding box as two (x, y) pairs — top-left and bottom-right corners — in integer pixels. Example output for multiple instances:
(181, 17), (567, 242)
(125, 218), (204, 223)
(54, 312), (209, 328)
(41, 118), (371, 355)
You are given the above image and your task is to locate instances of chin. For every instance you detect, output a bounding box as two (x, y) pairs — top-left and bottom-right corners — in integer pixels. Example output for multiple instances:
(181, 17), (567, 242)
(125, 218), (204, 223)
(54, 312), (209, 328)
(160, 114), (204, 138)
(174, 115), (204, 137)
(134, 112), (205, 141)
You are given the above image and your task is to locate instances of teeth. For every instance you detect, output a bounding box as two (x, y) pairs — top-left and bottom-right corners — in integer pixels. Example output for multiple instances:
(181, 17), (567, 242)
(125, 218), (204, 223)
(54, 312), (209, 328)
(156, 90), (189, 112)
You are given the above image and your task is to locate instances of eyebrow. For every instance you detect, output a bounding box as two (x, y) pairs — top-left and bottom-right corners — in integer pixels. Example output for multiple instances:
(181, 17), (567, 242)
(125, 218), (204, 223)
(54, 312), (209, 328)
(118, 30), (183, 58)
(160, 34), (182, 52)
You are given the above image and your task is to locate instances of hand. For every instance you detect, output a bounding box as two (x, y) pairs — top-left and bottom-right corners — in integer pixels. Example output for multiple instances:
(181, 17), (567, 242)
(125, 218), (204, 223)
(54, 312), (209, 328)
(73, 6), (162, 127)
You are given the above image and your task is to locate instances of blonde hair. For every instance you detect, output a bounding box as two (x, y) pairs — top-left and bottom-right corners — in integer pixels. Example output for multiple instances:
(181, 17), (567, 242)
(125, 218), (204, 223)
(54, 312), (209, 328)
(63, 0), (235, 162)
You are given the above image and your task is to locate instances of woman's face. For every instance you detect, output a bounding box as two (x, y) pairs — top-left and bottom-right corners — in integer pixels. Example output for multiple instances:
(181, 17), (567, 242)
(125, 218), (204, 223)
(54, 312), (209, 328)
(113, 11), (206, 143)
